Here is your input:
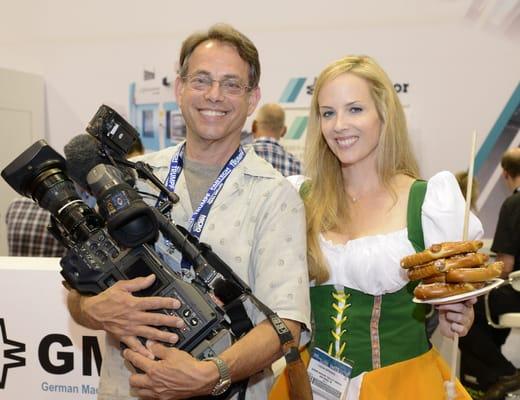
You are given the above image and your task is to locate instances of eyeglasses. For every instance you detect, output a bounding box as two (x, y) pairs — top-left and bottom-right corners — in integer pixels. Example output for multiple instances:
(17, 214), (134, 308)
(183, 74), (251, 96)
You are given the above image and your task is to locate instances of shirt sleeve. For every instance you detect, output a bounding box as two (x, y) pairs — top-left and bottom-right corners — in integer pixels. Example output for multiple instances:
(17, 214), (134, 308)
(491, 198), (515, 255)
(422, 171), (484, 247)
(250, 179), (311, 333)
(285, 174), (307, 191)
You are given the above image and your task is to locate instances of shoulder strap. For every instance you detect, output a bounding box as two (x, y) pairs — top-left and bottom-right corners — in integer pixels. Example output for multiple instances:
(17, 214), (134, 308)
(299, 180), (311, 199)
(407, 180), (427, 252)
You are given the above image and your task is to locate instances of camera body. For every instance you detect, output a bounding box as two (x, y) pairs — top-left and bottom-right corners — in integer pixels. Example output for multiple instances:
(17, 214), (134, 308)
(61, 230), (229, 357)
(86, 104), (138, 157)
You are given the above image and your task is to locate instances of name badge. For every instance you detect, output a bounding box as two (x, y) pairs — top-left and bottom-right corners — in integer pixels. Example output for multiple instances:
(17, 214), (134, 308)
(307, 347), (353, 400)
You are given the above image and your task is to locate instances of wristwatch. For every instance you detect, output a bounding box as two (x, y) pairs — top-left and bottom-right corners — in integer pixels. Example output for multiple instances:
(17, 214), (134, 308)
(206, 356), (231, 396)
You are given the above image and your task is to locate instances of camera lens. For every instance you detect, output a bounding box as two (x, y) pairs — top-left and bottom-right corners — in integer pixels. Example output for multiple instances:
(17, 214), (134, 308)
(32, 168), (80, 214)
(2, 140), (104, 242)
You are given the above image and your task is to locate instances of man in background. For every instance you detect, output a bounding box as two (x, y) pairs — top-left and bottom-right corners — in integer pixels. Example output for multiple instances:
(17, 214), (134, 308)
(251, 103), (302, 176)
(459, 147), (520, 400)
(5, 198), (67, 257)
(493, 147), (520, 277)
(128, 135), (145, 157)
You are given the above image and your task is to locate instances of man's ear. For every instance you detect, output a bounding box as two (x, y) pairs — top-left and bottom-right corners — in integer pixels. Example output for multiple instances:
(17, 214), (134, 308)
(280, 126), (287, 138)
(174, 76), (183, 106)
(247, 87), (261, 116)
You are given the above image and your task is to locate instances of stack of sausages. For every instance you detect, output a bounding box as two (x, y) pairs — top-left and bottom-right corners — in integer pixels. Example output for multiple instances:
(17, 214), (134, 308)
(401, 240), (503, 300)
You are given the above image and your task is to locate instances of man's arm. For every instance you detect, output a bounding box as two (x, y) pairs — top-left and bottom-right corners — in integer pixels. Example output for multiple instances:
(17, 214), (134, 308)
(123, 318), (301, 399)
(491, 198), (516, 279)
(496, 253), (515, 278)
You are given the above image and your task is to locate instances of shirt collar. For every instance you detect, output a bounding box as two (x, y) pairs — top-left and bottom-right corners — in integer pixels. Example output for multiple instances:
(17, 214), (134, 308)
(253, 136), (281, 146)
(240, 145), (279, 178)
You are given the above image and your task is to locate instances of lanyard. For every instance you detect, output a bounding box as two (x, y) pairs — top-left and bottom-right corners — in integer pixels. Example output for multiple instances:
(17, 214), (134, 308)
(160, 143), (245, 268)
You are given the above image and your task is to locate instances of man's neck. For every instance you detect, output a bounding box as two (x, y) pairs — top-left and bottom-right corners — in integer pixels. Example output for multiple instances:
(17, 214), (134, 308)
(507, 176), (520, 193)
(253, 131), (280, 141)
(184, 136), (241, 166)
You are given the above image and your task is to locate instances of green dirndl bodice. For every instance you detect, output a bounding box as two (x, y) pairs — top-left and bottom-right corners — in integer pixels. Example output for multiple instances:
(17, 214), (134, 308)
(310, 180), (430, 378)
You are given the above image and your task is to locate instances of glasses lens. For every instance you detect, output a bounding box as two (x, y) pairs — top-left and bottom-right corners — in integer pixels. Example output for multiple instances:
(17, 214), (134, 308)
(189, 75), (211, 91)
(221, 79), (244, 95)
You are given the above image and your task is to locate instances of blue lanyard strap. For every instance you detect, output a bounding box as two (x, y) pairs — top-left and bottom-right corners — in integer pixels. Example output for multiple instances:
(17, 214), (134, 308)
(160, 143), (246, 269)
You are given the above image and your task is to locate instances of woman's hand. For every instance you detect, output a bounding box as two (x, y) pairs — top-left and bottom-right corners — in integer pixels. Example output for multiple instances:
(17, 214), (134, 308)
(436, 297), (476, 338)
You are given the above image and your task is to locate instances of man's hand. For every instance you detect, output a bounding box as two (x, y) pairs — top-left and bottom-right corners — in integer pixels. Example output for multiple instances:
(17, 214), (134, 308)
(123, 318), (302, 399)
(496, 253), (514, 278)
(437, 297), (476, 338)
(67, 274), (185, 357)
(124, 341), (217, 399)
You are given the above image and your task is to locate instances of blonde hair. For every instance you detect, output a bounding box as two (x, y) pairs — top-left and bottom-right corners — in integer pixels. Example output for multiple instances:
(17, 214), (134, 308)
(304, 55), (419, 283)
(455, 171), (480, 212)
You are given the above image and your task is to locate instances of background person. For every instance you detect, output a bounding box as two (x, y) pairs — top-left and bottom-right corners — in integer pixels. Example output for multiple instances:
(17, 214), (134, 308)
(459, 147), (520, 400)
(251, 103), (302, 176)
(5, 197), (67, 257)
(455, 170), (480, 213)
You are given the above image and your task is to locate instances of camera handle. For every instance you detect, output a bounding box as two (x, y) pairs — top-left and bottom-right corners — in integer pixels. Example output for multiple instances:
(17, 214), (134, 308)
(114, 157), (180, 204)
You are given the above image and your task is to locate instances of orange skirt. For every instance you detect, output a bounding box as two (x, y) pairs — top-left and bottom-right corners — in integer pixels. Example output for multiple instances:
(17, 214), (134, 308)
(269, 348), (471, 400)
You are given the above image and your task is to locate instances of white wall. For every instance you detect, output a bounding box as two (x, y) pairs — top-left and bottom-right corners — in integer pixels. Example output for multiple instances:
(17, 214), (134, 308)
(0, 0), (519, 183)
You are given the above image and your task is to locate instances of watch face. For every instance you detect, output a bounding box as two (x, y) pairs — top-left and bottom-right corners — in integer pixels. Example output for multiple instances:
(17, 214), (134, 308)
(208, 357), (231, 396)
(212, 379), (231, 396)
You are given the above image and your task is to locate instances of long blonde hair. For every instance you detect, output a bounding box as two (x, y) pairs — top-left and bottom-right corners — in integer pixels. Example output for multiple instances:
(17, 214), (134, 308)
(304, 55), (419, 283)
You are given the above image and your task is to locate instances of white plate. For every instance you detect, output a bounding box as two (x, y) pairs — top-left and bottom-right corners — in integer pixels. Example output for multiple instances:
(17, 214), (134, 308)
(412, 278), (504, 305)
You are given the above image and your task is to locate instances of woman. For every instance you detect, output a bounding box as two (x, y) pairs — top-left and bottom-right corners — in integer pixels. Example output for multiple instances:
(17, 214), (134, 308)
(275, 55), (482, 399)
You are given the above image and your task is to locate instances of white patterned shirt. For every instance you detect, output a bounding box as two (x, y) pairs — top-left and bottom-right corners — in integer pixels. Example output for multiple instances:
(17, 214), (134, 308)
(98, 142), (311, 400)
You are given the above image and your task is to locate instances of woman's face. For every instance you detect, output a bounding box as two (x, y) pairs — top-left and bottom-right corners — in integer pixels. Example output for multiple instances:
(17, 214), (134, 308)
(318, 73), (382, 168)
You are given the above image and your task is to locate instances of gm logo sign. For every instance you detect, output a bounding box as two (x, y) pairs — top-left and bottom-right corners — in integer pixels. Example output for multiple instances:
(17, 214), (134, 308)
(0, 318), (26, 389)
(0, 317), (102, 390)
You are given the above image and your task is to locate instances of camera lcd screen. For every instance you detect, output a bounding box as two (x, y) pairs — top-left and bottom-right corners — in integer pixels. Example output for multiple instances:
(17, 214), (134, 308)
(125, 257), (164, 297)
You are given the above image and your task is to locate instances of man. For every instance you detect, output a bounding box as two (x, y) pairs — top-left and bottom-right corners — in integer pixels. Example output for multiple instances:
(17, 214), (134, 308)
(251, 103), (302, 176)
(66, 24), (310, 399)
(459, 147), (520, 400)
(493, 147), (520, 276)
(5, 197), (67, 257)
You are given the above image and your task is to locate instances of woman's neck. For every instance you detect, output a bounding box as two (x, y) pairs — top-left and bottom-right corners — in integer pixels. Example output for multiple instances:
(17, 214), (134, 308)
(341, 163), (382, 202)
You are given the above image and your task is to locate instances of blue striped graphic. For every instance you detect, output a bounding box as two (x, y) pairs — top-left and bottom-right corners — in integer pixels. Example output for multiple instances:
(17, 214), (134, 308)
(475, 82), (520, 174)
(286, 116), (308, 140)
(279, 78), (307, 103)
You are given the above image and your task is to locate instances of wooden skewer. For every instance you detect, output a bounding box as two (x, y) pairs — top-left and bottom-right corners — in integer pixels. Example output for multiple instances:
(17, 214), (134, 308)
(448, 130), (477, 396)
(462, 131), (477, 241)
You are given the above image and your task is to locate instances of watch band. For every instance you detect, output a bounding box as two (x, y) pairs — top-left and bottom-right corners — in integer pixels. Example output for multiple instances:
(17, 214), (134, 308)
(207, 356), (231, 396)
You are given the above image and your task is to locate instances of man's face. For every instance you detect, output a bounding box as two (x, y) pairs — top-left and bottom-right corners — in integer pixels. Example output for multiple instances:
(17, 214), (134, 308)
(175, 40), (260, 149)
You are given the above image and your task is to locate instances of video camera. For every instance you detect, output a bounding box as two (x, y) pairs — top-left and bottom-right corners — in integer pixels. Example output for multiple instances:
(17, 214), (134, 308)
(0, 105), (248, 364)
(1, 105), (305, 399)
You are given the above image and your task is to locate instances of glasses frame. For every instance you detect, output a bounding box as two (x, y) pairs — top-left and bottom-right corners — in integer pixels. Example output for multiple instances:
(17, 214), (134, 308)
(182, 73), (251, 96)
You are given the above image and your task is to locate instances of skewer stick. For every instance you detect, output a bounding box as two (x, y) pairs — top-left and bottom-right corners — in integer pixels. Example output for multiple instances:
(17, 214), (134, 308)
(462, 131), (477, 241)
(448, 130), (477, 395)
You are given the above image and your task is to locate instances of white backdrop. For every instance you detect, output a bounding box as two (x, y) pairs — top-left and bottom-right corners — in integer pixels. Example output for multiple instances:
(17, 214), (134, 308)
(1, 1), (519, 177)
(0, 0), (519, 233)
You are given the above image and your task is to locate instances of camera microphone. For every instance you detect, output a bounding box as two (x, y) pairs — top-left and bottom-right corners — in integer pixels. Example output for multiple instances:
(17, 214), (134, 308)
(64, 134), (136, 189)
